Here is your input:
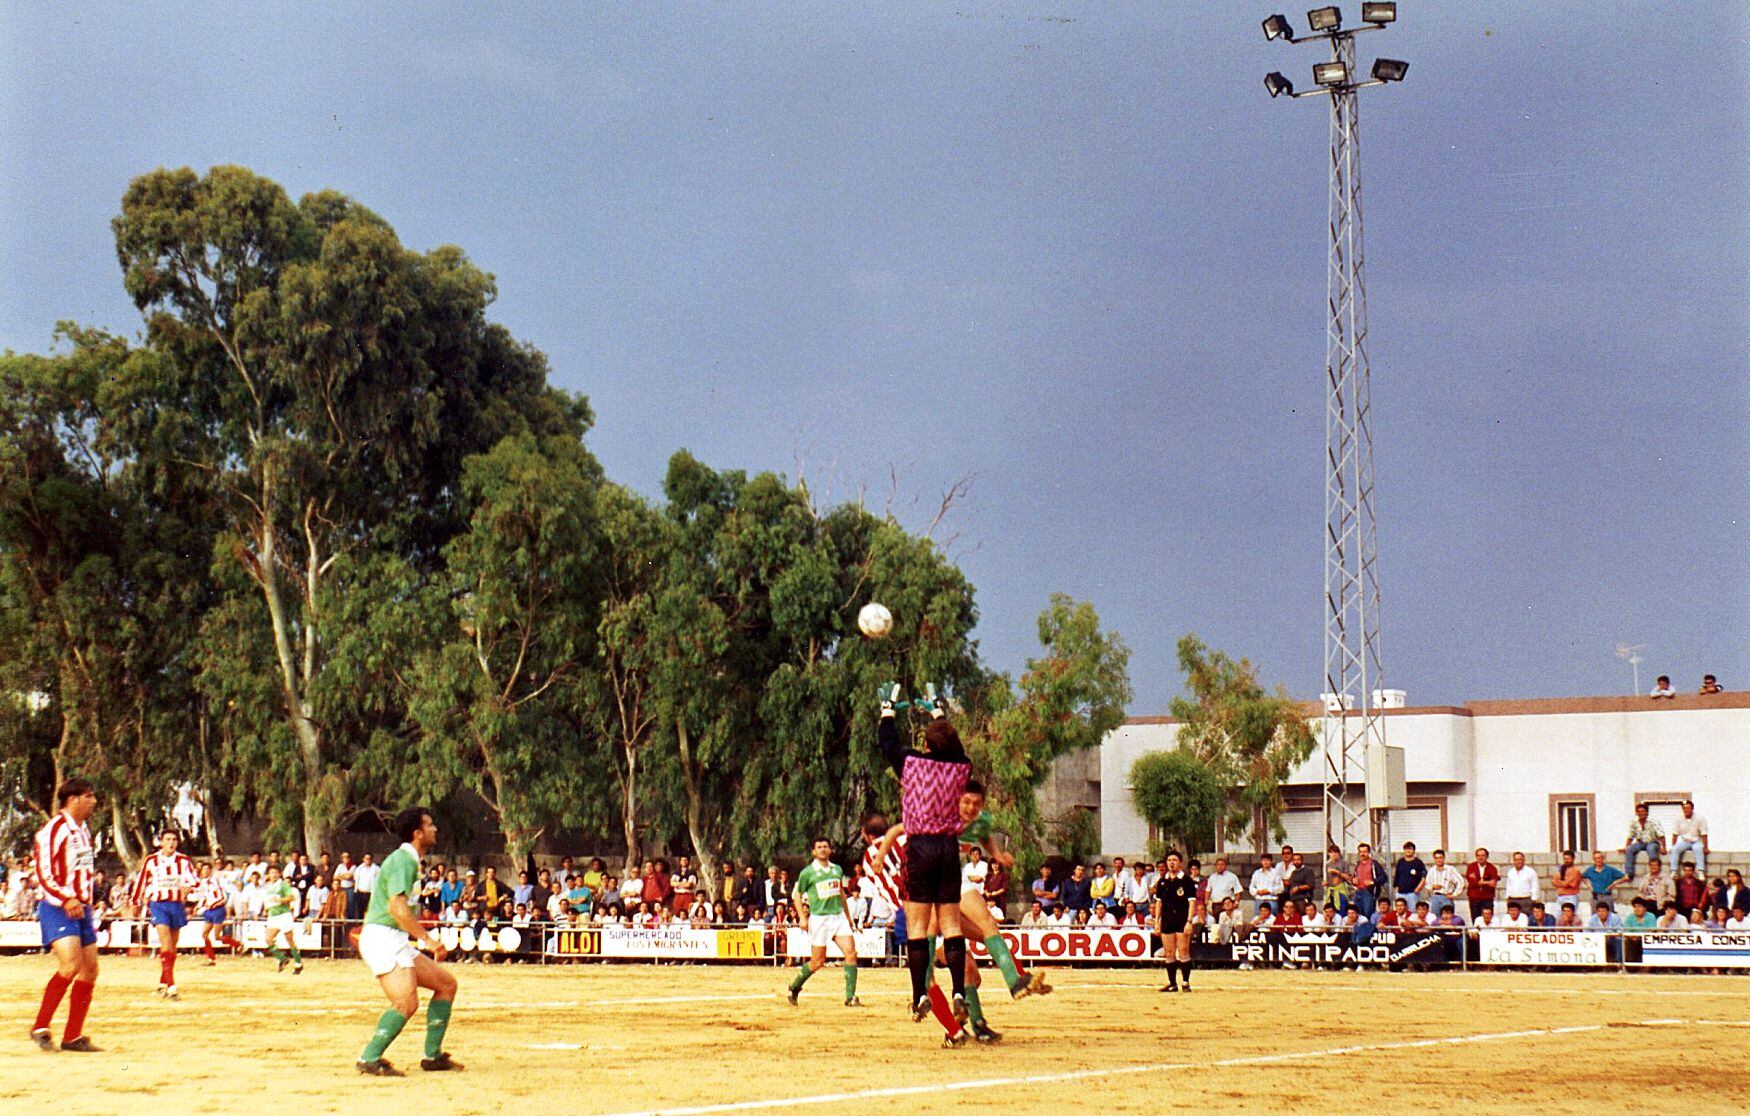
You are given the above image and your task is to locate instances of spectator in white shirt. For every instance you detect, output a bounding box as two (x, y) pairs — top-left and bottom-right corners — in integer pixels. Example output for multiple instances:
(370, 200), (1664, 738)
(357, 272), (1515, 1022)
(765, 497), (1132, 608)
(1088, 905), (1117, 928)
(1248, 854), (1284, 919)
(1503, 851), (1541, 907)
(1205, 856), (1242, 909)
(1649, 675), (1676, 699)
(1502, 901), (1529, 928)
(1425, 849), (1463, 919)
(1020, 901), (1047, 928)
(1669, 800), (1709, 874)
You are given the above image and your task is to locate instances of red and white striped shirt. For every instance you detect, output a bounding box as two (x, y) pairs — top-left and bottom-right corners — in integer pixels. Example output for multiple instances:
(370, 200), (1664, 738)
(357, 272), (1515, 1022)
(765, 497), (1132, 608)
(33, 812), (95, 909)
(130, 850), (200, 906)
(190, 876), (227, 913)
(861, 833), (908, 911)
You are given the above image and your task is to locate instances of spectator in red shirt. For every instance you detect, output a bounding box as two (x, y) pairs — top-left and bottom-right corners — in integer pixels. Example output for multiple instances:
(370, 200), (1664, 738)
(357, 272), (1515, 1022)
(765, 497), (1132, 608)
(1465, 848), (1500, 922)
(641, 859), (673, 910)
(1674, 863), (1709, 913)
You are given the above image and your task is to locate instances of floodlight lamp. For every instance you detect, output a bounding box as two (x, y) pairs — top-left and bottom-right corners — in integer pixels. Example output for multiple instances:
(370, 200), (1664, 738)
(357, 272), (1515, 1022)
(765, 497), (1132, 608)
(1306, 6), (1342, 32)
(1262, 14), (1294, 41)
(1371, 57), (1408, 82)
(1361, 2), (1397, 25)
(1264, 71), (1295, 98)
(1313, 60), (1348, 86)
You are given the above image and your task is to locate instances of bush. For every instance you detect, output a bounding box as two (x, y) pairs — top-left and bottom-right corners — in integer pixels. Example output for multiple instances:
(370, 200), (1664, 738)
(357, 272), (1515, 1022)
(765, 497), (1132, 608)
(1129, 749), (1223, 858)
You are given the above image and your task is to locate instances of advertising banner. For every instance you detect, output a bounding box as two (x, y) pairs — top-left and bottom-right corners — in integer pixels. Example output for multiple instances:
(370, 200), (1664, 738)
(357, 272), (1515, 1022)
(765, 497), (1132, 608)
(548, 926), (600, 956)
(1194, 929), (1451, 967)
(972, 926), (1154, 964)
(600, 925), (729, 959)
(1633, 931), (1750, 969)
(1475, 928), (1606, 966)
(782, 928), (888, 960)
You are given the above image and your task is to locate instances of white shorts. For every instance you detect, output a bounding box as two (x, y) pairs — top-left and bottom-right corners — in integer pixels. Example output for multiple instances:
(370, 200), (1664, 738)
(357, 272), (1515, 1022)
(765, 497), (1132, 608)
(807, 914), (852, 949)
(264, 912), (296, 934)
(358, 923), (419, 977)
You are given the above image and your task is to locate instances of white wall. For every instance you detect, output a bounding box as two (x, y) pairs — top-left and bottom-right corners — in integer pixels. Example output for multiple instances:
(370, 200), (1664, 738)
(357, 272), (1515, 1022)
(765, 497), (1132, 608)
(1102, 700), (1750, 858)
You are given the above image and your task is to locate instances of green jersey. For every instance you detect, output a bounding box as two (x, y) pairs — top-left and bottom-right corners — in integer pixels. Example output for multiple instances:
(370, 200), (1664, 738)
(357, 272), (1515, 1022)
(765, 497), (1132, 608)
(264, 880), (296, 917)
(959, 809), (994, 853)
(795, 860), (846, 917)
(365, 844), (423, 930)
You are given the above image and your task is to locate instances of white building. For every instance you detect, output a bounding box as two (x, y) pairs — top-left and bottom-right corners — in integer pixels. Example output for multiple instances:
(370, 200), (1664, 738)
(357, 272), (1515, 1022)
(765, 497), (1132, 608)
(1101, 691), (1750, 859)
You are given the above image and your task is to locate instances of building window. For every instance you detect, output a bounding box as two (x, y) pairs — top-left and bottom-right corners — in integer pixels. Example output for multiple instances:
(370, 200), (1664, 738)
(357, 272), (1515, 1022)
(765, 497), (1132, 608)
(1548, 794), (1596, 854)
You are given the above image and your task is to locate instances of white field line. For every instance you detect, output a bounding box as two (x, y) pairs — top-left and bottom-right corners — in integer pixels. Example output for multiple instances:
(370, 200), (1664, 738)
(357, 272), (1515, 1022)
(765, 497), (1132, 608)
(599, 1019), (1750, 1116)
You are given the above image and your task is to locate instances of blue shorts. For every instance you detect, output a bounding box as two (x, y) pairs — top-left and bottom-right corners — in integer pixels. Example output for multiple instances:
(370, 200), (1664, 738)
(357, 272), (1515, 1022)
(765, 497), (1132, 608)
(149, 900), (189, 931)
(39, 902), (98, 948)
(202, 907), (227, 926)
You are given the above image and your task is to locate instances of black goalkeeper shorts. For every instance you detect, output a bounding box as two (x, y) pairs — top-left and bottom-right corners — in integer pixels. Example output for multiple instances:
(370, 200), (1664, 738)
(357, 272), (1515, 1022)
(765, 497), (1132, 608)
(903, 833), (962, 906)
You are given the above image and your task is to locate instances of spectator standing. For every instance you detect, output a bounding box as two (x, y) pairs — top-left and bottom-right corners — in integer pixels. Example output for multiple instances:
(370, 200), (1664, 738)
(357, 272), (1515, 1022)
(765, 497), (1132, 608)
(642, 860), (673, 911)
(736, 865), (762, 914)
(1716, 869), (1750, 916)
(1622, 804), (1663, 880)
(1031, 865), (1060, 912)
(1138, 859), (1164, 903)
(1633, 859), (1675, 910)
(983, 859), (1011, 912)
(1502, 852), (1540, 908)
(1393, 843), (1427, 909)
(1351, 843), (1386, 919)
(1248, 854), (1283, 918)
(671, 856), (698, 915)
(513, 871), (533, 908)
(1648, 675), (1676, 699)
(333, 853), (357, 918)
(1089, 863), (1116, 911)
(1464, 848), (1500, 922)
(1550, 851), (1584, 914)
(761, 866), (782, 912)
(1580, 851), (1625, 913)
(353, 853), (379, 920)
(1674, 863), (1708, 914)
(287, 853), (314, 899)
(1325, 845), (1355, 915)
(1060, 864), (1093, 917)
(1284, 852), (1317, 914)
(1669, 800), (1708, 874)
(1206, 857), (1242, 911)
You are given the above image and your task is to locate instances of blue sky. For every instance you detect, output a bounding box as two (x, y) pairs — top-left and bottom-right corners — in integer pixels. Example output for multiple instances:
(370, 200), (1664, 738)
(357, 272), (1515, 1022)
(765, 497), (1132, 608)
(3, 2), (1745, 712)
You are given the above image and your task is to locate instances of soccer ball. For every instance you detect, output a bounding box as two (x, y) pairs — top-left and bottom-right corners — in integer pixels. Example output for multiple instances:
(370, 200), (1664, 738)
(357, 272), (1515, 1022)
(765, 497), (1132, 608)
(857, 602), (893, 639)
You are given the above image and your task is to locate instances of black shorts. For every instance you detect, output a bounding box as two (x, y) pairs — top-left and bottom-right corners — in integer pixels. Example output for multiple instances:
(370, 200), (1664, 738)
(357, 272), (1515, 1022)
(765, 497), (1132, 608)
(903, 834), (962, 906)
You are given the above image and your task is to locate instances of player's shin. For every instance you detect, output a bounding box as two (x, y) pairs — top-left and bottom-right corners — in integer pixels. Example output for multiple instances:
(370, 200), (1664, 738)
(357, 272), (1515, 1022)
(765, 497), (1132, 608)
(64, 978), (95, 1043)
(160, 948), (176, 986)
(964, 986), (985, 1025)
(843, 963), (858, 1000)
(943, 936), (967, 996)
(905, 938), (930, 1003)
(788, 963), (815, 993)
(361, 1009), (408, 1063)
(983, 933), (1025, 994)
(424, 998), (453, 1058)
(34, 972), (72, 1032)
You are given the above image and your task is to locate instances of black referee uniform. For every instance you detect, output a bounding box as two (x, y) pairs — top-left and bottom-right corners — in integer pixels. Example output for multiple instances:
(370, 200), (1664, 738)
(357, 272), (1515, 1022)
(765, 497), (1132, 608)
(1154, 872), (1196, 991)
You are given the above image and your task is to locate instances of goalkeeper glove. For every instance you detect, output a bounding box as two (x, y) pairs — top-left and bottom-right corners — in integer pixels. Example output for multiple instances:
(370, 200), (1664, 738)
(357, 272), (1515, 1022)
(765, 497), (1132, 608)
(878, 682), (907, 716)
(913, 683), (945, 718)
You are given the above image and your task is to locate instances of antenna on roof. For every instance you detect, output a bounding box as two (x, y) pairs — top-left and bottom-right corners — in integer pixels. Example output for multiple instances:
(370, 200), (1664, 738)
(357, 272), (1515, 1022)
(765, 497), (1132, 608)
(1612, 642), (1646, 696)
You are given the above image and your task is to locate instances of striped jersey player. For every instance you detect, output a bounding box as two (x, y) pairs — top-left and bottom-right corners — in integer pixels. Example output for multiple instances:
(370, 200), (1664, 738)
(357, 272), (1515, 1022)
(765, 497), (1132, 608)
(129, 831), (199, 998)
(190, 864), (235, 964)
(30, 778), (102, 1052)
(859, 813), (970, 1046)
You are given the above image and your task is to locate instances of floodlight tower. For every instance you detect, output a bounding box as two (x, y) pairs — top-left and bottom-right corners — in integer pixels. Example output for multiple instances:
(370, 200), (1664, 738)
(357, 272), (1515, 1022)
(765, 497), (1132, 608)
(1261, 4), (1408, 856)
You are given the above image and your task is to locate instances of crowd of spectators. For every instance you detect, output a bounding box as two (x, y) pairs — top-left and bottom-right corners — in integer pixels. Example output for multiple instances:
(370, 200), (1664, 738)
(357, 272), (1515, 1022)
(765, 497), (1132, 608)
(4, 796), (1746, 952)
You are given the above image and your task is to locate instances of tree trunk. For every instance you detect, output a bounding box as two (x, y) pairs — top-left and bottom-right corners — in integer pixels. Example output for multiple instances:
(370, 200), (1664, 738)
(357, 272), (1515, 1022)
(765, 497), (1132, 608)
(503, 825), (541, 867)
(254, 512), (330, 859)
(676, 720), (719, 902)
(621, 744), (640, 868)
(110, 801), (139, 872)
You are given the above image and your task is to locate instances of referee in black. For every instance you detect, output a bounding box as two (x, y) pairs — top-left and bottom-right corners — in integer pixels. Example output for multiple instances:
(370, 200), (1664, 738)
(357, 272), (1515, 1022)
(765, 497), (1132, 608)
(1152, 850), (1197, 992)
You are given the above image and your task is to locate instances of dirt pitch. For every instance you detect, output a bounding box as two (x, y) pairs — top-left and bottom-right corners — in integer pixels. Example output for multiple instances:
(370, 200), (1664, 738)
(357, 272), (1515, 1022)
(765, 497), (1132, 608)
(1, 955), (1747, 1115)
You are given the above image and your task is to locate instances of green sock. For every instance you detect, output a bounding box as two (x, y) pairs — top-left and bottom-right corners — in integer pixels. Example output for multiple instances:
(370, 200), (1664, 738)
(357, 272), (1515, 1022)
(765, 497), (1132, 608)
(789, 964), (815, 993)
(289, 942), (302, 963)
(360, 1008), (408, 1063)
(844, 963), (858, 1000)
(984, 934), (1023, 994)
(268, 944), (283, 963)
(424, 998), (453, 1059)
(965, 986), (985, 1026)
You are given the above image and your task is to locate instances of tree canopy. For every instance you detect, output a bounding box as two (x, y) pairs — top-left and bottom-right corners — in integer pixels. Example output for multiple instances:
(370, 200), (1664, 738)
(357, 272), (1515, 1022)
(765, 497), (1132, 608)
(0, 165), (1134, 888)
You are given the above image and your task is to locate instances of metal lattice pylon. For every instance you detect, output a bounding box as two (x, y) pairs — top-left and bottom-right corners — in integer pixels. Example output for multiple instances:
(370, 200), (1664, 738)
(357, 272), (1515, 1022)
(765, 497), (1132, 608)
(1320, 31), (1386, 858)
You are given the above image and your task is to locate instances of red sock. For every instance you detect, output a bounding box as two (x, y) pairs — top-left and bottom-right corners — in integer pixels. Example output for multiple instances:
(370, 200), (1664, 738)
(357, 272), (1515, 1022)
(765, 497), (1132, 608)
(160, 948), (176, 986)
(203, 941), (216, 963)
(927, 983), (959, 1036)
(64, 980), (94, 1042)
(34, 973), (72, 1032)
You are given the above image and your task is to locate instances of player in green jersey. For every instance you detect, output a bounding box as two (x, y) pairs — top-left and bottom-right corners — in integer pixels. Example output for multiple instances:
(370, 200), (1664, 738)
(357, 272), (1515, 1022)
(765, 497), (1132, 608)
(786, 838), (861, 1006)
(355, 806), (461, 1076)
(261, 866), (302, 975)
